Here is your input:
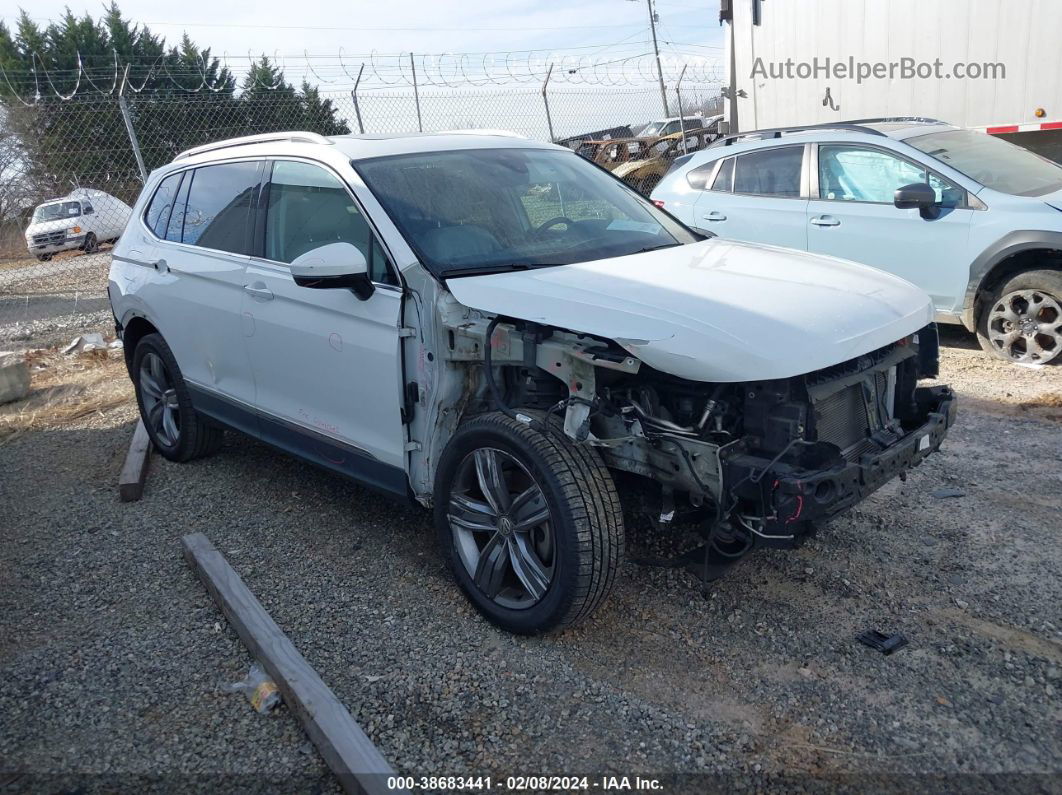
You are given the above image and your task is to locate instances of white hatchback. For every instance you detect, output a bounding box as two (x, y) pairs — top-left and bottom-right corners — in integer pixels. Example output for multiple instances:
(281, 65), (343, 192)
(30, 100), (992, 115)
(109, 130), (954, 634)
(652, 119), (1062, 365)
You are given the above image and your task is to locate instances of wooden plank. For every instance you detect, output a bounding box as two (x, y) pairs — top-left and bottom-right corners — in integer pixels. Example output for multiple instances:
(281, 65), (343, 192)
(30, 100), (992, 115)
(181, 533), (407, 795)
(118, 419), (151, 502)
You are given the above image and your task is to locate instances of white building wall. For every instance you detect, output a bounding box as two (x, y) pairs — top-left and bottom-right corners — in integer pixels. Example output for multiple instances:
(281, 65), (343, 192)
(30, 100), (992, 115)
(727, 0), (1062, 132)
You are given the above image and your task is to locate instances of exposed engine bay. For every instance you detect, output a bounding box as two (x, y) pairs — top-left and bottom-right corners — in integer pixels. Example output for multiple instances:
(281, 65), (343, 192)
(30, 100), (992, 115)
(423, 306), (956, 567)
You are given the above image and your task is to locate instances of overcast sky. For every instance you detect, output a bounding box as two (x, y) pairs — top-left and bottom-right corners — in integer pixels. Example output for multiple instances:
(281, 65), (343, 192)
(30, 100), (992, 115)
(0, 0), (724, 68)
(1, 1), (725, 135)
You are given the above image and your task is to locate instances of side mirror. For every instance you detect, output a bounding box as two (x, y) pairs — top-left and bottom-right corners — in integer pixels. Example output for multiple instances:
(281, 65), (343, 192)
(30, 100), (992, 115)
(289, 242), (374, 301)
(894, 182), (940, 219)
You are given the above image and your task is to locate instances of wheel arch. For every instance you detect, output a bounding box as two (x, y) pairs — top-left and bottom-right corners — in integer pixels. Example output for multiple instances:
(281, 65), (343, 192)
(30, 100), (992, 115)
(964, 231), (1062, 331)
(119, 313), (160, 375)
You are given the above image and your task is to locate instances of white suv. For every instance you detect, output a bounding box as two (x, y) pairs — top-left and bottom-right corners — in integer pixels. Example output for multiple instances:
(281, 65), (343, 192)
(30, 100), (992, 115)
(109, 130), (955, 634)
(651, 119), (1062, 365)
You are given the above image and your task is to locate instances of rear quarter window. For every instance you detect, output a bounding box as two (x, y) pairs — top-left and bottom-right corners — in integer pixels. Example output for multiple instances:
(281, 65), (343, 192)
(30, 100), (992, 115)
(144, 173), (182, 238)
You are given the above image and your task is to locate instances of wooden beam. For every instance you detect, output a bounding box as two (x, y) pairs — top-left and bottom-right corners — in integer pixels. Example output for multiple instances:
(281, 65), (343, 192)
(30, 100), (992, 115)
(118, 419), (151, 502)
(181, 533), (407, 795)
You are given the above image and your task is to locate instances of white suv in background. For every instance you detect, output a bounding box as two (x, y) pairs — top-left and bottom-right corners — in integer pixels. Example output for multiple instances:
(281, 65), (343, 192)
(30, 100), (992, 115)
(652, 119), (1062, 365)
(109, 130), (954, 634)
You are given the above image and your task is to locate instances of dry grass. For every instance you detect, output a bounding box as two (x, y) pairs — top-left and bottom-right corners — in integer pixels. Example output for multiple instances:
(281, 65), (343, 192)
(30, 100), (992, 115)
(0, 346), (133, 444)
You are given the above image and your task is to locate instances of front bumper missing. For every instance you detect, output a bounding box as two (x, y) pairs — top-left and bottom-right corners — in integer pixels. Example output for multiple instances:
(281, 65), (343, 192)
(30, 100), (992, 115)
(725, 386), (957, 545)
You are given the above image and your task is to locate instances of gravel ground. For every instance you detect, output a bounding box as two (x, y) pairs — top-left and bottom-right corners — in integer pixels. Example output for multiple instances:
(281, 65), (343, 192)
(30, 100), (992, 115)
(0, 249), (113, 351)
(1, 333), (1060, 793)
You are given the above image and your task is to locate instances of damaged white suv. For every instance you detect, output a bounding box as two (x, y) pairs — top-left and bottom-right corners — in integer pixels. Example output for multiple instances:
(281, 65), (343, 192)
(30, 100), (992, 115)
(109, 130), (956, 634)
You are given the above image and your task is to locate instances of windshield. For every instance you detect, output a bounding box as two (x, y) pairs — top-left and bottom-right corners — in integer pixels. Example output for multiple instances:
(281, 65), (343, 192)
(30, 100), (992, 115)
(907, 129), (1062, 196)
(355, 147), (696, 277)
(33, 201), (82, 222)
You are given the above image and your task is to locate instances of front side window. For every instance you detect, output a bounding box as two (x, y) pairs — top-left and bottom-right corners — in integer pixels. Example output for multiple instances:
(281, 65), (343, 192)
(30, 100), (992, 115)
(356, 147), (697, 277)
(733, 146), (803, 197)
(907, 128), (1062, 196)
(182, 162), (260, 254)
(82, 203), (94, 215)
(144, 174), (182, 238)
(264, 160), (396, 285)
(818, 145), (963, 206)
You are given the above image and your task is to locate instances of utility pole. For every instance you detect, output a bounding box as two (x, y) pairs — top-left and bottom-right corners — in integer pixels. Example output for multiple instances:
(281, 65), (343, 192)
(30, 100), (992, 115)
(631, 0), (670, 117)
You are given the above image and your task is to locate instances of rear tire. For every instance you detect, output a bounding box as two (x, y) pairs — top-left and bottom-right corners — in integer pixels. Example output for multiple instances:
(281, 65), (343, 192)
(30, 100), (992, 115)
(433, 411), (624, 634)
(36, 254), (52, 262)
(132, 333), (223, 462)
(976, 269), (1062, 365)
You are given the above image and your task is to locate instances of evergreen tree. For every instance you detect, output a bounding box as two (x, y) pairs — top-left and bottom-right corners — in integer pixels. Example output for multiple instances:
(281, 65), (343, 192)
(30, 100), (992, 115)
(0, 3), (351, 208)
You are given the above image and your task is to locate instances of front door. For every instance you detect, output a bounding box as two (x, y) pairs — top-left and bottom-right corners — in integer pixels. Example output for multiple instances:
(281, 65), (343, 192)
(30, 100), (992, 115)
(806, 144), (974, 315)
(241, 159), (407, 492)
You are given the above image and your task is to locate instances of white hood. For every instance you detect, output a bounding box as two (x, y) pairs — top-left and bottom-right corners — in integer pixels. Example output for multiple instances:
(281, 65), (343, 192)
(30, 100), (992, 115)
(446, 239), (934, 382)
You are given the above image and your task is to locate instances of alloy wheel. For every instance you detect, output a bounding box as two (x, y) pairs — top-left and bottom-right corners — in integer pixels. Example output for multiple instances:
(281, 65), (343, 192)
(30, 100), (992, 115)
(139, 351), (181, 447)
(987, 289), (1062, 365)
(447, 448), (555, 609)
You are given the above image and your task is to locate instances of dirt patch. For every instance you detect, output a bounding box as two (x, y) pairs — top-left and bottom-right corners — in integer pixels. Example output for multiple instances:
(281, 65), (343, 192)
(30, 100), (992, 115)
(0, 344), (133, 444)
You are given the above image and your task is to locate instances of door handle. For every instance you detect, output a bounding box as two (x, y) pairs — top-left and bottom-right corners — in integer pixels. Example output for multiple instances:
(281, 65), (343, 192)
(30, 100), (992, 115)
(810, 215), (840, 227)
(701, 211), (727, 221)
(243, 283), (274, 301)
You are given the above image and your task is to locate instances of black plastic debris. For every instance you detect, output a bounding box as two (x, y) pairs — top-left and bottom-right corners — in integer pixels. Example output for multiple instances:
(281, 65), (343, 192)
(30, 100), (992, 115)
(857, 630), (908, 655)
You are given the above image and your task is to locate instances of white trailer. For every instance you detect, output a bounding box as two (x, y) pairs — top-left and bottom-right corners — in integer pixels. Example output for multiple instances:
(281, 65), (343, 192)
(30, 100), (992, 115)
(721, 0), (1062, 158)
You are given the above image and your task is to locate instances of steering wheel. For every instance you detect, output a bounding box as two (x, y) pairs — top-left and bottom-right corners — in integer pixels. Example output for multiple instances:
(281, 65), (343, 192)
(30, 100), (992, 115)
(533, 216), (577, 236)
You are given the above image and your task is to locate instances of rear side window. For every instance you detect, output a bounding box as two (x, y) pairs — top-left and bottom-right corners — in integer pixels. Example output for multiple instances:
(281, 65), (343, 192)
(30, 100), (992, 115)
(182, 162), (260, 254)
(264, 160), (397, 285)
(144, 173), (182, 238)
(733, 146), (803, 197)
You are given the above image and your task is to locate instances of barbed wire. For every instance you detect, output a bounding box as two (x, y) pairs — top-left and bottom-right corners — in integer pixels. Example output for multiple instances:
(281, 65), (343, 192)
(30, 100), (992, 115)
(0, 46), (722, 103)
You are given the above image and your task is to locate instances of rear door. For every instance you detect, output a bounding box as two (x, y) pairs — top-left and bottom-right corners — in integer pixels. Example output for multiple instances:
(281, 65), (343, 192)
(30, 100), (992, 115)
(693, 144), (809, 249)
(241, 159), (407, 490)
(806, 143), (974, 313)
(135, 162), (261, 425)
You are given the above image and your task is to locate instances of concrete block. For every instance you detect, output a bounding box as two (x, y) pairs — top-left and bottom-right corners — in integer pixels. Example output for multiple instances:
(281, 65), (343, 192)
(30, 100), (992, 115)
(0, 352), (30, 405)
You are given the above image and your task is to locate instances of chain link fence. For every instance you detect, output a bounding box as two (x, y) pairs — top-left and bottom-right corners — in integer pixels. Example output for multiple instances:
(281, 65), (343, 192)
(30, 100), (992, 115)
(0, 83), (721, 347)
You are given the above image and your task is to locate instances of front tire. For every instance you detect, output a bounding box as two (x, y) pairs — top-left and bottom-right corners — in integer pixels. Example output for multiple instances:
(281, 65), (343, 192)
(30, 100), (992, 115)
(82, 233), (98, 254)
(977, 269), (1062, 365)
(132, 333), (223, 462)
(434, 411), (624, 634)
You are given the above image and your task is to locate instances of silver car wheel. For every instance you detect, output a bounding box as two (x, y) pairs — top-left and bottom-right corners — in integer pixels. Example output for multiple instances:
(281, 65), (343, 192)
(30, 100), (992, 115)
(987, 289), (1062, 365)
(447, 447), (555, 610)
(139, 351), (181, 447)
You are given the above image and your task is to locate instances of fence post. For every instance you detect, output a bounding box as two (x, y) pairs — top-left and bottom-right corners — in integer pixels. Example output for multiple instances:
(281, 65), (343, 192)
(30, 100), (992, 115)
(351, 63), (365, 134)
(409, 53), (422, 132)
(675, 64), (689, 155)
(118, 65), (148, 183)
(541, 63), (555, 143)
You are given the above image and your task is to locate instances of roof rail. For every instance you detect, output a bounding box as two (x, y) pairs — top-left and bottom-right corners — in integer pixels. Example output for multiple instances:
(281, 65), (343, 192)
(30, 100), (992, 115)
(174, 131), (332, 161)
(712, 122), (888, 147)
(840, 116), (950, 126)
(437, 128), (527, 138)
